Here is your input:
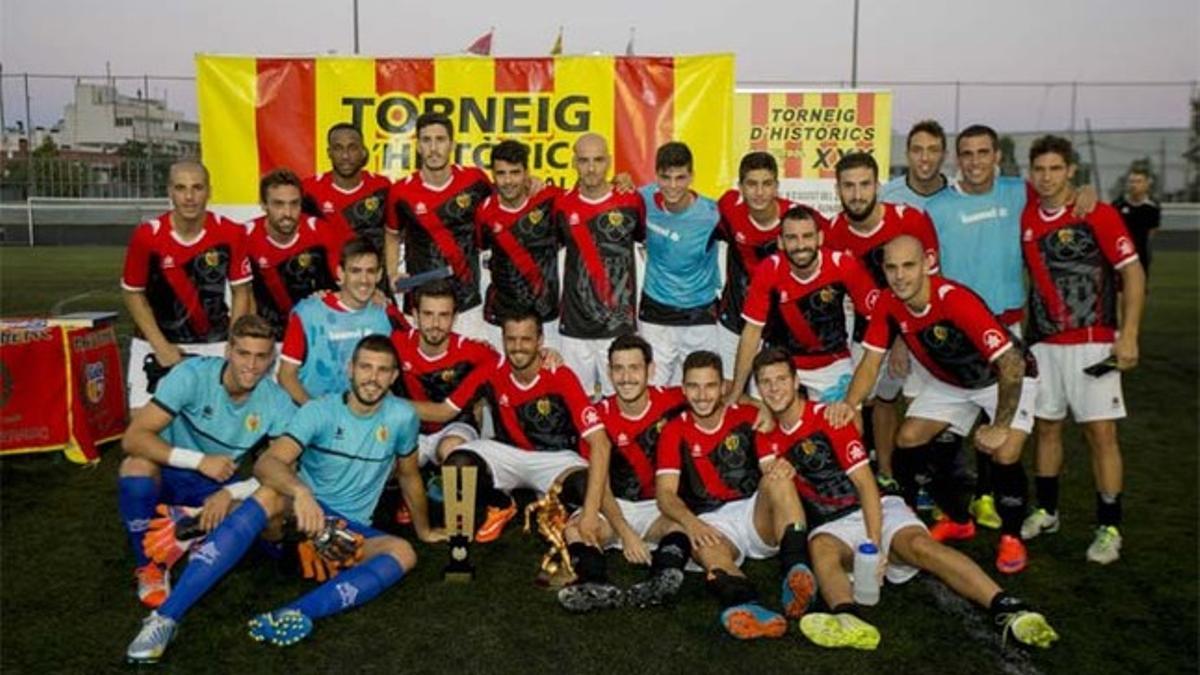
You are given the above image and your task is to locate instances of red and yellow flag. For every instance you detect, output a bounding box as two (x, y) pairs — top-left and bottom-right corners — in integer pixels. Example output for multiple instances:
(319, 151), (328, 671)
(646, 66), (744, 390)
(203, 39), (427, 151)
(197, 54), (734, 205)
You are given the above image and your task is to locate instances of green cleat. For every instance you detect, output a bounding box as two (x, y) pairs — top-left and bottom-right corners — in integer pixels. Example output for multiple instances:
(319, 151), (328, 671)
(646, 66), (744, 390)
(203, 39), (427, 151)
(1003, 610), (1059, 649)
(1020, 508), (1060, 541)
(799, 612), (881, 650)
(1086, 526), (1122, 565)
(969, 494), (1002, 530)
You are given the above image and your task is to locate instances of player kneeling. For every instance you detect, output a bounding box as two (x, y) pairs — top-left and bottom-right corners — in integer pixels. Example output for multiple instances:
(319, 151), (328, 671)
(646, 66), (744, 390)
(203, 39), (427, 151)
(126, 336), (437, 663)
(753, 348), (1057, 650)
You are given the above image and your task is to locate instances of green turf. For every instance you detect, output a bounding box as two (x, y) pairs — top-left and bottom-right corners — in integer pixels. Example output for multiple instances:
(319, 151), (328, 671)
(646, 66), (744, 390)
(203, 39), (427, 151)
(1, 246), (1196, 674)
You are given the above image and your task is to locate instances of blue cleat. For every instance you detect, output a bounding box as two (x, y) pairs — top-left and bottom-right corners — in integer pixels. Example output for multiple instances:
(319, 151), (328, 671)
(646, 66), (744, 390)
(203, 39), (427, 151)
(248, 609), (313, 647)
(781, 563), (817, 619)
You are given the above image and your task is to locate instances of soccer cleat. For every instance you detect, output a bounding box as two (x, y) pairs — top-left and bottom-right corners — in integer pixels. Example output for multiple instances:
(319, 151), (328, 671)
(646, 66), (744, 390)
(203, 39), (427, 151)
(557, 581), (625, 613)
(876, 474), (900, 494)
(1086, 526), (1122, 565)
(970, 495), (1003, 530)
(799, 612), (881, 650)
(625, 568), (685, 608)
(125, 612), (177, 664)
(248, 609), (314, 647)
(135, 563), (170, 608)
(996, 534), (1028, 574)
(144, 505), (205, 570)
(1020, 508), (1061, 541)
(475, 498), (518, 543)
(720, 602), (788, 640)
(1001, 610), (1059, 649)
(929, 517), (976, 543)
(780, 563), (817, 619)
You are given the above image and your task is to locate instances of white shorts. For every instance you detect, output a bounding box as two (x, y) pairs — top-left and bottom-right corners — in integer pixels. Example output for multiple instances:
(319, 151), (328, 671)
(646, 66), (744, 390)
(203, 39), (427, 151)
(851, 342), (903, 402)
(560, 335), (615, 398)
(798, 358), (854, 403)
(809, 496), (926, 585)
(454, 439), (587, 495)
(694, 492), (777, 568)
(483, 318), (560, 356)
(641, 321), (718, 387)
(902, 321), (1021, 400)
(1031, 342), (1126, 422)
(716, 326), (741, 381)
(128, 338), (227, 409)
(416, 422), (479, 467)
(588, 499), (663, 550)
(907, 375), (1037, 436)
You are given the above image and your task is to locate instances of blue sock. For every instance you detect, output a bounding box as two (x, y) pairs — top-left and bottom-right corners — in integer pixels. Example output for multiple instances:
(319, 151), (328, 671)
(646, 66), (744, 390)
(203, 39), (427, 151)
(158, 499), (268, 621)
(286, 554), (406, 621)
(118, 476), (159, 568)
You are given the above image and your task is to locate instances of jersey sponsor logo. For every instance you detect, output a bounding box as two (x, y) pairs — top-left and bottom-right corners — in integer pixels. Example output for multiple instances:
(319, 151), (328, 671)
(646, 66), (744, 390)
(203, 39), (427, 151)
(336, 581), (359, 608)
(583, 407), (601, 428)
(691, 443), (703, 457)
(415, 202), (428, 215)
(617, 432), (629, 446)
(865, 289), (881, 311)
(1116, 236), (1134, 257)
(322, 201), (334, 213)
(245, 413), (261, 433)
(162, 255), (175, 269)
(569, 212), (581, 226)
(959, 206), (1007, 224)
(192, 541), (221, 567)
(376, 425), (389, 443)
(982, 329), (1005, 350)
(847, 439), (866, 462)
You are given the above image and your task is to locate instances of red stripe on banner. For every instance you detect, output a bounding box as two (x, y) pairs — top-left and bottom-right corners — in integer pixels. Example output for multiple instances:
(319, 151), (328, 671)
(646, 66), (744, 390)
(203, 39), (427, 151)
(750, 94), (769, 152)
(856, 92), (875, 127)
(375, 59), (435, 94)
(613, 57), (674, 186)
(256, 59), (316, 178)
(822, 92), (840, 108)
(784, 92), (804, 178)
(494, 58), (554, 93)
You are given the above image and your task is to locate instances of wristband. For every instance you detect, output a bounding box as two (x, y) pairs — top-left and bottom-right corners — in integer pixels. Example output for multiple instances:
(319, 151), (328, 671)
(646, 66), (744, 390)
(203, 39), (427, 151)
(167, 447), (205, 470)
(224, 478), (261, 501)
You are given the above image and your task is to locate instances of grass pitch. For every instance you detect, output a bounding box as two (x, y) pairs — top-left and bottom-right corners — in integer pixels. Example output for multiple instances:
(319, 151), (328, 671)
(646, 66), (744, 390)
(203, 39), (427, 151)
(0, 246), (1196, 674)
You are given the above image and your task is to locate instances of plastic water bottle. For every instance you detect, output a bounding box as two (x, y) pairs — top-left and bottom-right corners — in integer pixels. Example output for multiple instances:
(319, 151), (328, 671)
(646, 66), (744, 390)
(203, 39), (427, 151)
(853, 542), (881, 606)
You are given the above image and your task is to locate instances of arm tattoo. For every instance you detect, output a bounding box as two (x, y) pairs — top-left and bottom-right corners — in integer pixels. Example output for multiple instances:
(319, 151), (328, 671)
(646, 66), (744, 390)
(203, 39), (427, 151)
(992, 348), (1026, 427)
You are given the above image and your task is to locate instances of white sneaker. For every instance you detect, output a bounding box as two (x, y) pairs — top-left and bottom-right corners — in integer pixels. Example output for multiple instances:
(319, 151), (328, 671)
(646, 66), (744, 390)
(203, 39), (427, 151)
(1086, 526), (1122, 565)
(1020, 508), (1060, 541)
(126, 611), (177, 663)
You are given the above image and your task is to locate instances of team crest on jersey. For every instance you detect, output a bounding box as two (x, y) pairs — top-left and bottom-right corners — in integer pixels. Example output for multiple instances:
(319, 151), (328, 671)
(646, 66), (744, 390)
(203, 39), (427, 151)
(982, 329), (1004, 350)
(536, 397), (552, 416)
(1056, 229), (1074, 244)
(456, 193), (473, 209)
(245, 413), (261, 433)
(376, 426), (389, 443)
(724, 436), (740, 451)
(1116, 236), (1134, 257)
(204, 249), (221, 268)
(800, 439), (817, 456)
(297, 253), (313, 269)
(606, 212), (625, 228)
(847, 439), (866, 462)
(415, 202), (428, 216)
(655, 419), (667, 433)
(819, 287), (835, 304)
(363, 197), (379, 213)
(492, 222), (503, 233)
(932, 326), (948, 343)
(441, 368), (456, 382)
(528, 209), (544, 225)
(84, 361), (105, 404)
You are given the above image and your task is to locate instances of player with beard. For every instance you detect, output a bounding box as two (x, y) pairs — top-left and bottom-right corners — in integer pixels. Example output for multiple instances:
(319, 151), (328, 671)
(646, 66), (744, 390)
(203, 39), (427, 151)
(303, 124), (392, 282)
(247, 169), (354, 339)
(881, 120), (950, 209)
(826, 236), (1038, 574)
(654, 351), (816, 640)
(824, 153), (939, 491)
(122, 160), (252, 410)
(386, 113), (493, 339)
(126, 336), (436, 662)
(278, 238), (404, 404)
(554, 133), (646, 397)
(556, 334), (692, 612)
(475, 139), (563, 350)
(117, 315), (295, 609)
(752, 348), (1058, 650)
(715, 152), (828, 383)
(1018, 136), (1145, 565)
(728, 206), (877, 407)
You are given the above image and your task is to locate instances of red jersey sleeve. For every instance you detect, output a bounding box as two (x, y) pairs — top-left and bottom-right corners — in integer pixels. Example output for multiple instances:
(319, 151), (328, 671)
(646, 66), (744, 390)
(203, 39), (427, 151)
(446, 352), (498, 411)
(825, 413), (871, 475)
(944, 285), (1013, 363)
(861, 296), (896, 353)
(754, 429), (780, 463)
(835, 251), (879, 316)
(555, 368), (604, 437)
(121, 224), (153, 291)
(1091, 203), (1140, 269)
(903, 206), (940, 274)
(385, 303), (410, 331)
(279, 313), (307, 364)
(655, 419), (684, 474)
(741, 255), (781, 326)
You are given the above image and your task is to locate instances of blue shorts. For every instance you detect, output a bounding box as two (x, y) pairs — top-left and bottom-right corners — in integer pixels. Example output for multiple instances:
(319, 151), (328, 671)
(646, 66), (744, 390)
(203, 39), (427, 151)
(159, 466), (235, 506)
(317, 501), (384, 540)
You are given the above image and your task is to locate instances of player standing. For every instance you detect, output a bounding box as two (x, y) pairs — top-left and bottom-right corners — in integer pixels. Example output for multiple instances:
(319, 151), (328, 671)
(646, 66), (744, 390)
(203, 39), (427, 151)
(880, 120), (950, 209)
(1112, 166), (1161, 281)
(1018, 136), (1145, 565)
(302, 124), (391, 253)
(121, 160), (252, 409)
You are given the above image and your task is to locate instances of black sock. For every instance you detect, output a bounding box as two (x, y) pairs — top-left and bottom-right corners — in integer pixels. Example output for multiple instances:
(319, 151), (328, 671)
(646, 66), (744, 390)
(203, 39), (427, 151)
(558, 469), (589, 512)
(929, 439), (971, 523)
(1035, 476), (1060, 514)
(974, 450), (993, 497)
(861, 405), (876, 455)
(1096, 492), (1122, 528)
(988, 591), (1028, 621)
(778, 522), (809, 574)
(706, 569), (759, 609)
(651, 532), (692, 573)
(567, 542), (608, 583)
(893, 444), (929, 508)
(991, 461), (1027, 536)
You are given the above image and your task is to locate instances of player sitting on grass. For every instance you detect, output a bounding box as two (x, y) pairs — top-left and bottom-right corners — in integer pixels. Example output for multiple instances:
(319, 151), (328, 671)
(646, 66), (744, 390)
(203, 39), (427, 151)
(126, 335), (440, 663)
(652, 350), (816, 640)
(117, 315), (295, 609)
(753, 347), (1057, 650)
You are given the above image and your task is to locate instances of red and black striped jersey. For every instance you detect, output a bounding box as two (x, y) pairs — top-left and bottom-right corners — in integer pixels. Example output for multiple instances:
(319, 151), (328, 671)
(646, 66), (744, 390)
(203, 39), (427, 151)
(825, 202), (940, 290)
(390, 329), (498, 434)
(475, 187), (563, 325)
(302, 171), (391, 252)
(656, 403), (762, 514)
(599, 386), (686, 501)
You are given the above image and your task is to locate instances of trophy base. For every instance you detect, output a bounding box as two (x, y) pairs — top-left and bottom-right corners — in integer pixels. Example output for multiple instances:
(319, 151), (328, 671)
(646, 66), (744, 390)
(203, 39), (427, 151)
(443, 567), (475, 583)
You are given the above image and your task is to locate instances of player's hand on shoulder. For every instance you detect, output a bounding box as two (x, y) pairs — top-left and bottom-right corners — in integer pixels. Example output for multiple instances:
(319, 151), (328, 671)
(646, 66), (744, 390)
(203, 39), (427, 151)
(200, 489), (235, 531)
(824, 402), (856, 428)
(751, 402), (776, 433)
(198, 455), (236, 482)
(539, 347), (564, 371)
(154, 344), (185, 368)
(611, 172), (636, 194)
(1072, 184), (1099, 217)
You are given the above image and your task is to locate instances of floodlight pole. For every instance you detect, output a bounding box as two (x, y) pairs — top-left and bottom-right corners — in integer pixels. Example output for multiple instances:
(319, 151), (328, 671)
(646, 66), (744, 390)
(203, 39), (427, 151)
(850, 0), (860, 88)
(353, 0), (360, 54)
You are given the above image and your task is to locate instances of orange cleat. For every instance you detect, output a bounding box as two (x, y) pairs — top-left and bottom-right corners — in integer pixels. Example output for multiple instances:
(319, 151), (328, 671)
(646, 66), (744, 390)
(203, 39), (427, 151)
(996, 534), (1028, 574)
(929, 517), (976, 543)
(475, 499), (517, 543)
(135, 563), (169, 608)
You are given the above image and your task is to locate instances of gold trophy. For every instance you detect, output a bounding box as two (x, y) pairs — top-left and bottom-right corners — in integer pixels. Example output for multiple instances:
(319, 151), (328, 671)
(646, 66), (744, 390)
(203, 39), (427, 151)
(442, 465), (477, 582)
(523, 481), (576, 588)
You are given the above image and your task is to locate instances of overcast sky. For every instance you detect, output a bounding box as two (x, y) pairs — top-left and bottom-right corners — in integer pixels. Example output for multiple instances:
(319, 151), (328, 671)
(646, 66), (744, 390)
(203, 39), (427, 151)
(2, 0), (1197, 132)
